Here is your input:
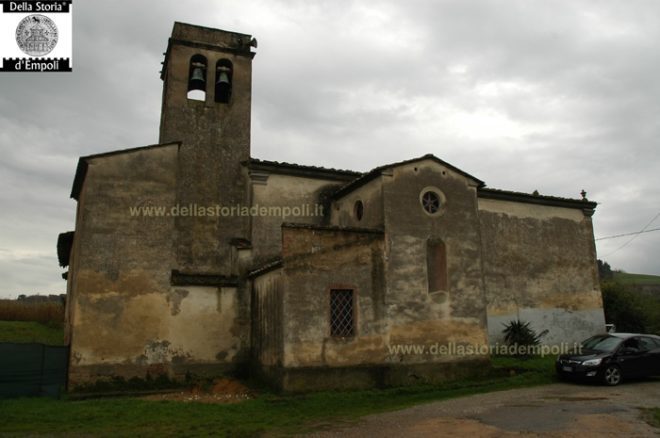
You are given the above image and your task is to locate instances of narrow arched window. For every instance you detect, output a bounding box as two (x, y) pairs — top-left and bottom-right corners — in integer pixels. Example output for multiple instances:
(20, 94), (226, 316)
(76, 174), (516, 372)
(187, 54), (207, 101)
(427, 239), (448, 293)
(215, 59), (233, 103)
(354, 200), (364, 221)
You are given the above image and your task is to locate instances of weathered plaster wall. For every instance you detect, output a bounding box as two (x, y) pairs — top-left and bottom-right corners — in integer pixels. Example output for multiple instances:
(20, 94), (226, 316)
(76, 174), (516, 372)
(478, 197), (605, 346)
(263, 160), (492, 390)
(250, 173), (342, 262)
(159, 23), (254, 275)
(381, 160), (490, 361)
(251, 269), (283, 377)
(331, 177), (384, 229)
(68, 146), (246, 385)
(280, 226), (387, 368)
(71, 286), (244, 379)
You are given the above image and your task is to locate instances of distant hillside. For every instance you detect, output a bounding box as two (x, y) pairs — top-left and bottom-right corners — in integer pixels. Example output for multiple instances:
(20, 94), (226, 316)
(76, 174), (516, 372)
(613, 272), (660, 285)
(612, 272), (660, 296)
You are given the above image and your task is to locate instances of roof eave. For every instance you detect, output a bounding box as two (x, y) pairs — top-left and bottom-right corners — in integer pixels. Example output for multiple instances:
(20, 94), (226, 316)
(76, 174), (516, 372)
(478, 187), (598, 212)
(332, 154), (485, 201)
(70, 141), (182, 201)
(243, 158), (361, 181)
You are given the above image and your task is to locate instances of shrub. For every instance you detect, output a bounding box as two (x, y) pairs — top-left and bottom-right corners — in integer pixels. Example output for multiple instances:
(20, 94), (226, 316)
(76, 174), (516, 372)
(601, 281), (660, 334)
(502, 319), (546, 356)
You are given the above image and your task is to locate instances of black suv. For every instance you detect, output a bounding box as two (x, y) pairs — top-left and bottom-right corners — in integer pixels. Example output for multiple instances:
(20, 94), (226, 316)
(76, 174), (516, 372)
(556, 333), (660, 386)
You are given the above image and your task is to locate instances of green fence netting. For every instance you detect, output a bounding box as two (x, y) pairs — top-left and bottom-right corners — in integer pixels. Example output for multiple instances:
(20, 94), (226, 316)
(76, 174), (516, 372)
(0, 343), (68, 398)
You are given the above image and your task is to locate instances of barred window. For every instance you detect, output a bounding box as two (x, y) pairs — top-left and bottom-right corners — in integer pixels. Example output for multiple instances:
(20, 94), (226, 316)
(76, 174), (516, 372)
(330, 289), (355, 337)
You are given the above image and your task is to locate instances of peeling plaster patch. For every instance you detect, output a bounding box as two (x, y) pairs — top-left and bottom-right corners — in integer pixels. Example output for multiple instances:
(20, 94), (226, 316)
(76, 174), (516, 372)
(79, 293), (124, 325)
(143, 339), (172, 363)
(428, 291), (451, 320)
(135, 354), (148, 365)
(430, 290), (448, 304)
(166, 289), (189, 315)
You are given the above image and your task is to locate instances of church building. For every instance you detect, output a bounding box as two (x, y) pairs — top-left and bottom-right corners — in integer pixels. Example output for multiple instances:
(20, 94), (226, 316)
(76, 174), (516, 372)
(58, 22), (605, 391)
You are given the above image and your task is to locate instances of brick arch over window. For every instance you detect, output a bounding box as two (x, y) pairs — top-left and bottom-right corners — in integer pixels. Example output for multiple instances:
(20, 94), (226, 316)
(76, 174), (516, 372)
(427, 239), (448, 293)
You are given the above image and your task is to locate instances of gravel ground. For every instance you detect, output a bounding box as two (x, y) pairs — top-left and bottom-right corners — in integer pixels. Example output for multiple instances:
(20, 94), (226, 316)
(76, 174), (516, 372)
(304, 380), (660, 437)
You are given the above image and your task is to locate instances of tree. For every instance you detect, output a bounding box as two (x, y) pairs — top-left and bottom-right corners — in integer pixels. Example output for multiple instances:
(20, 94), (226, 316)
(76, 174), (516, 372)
(597, 259), (613, 281)
(601, 281), (649, 333)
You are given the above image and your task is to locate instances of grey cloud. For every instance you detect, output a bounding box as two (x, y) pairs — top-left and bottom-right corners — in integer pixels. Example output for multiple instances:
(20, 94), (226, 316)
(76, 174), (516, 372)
(1, 0), (659, 297)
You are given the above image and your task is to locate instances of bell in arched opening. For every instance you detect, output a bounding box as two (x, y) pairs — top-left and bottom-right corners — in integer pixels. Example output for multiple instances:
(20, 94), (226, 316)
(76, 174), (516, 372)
(189, 62), (206, 90)
(215, 59), (233, 104)
(187, 55), (208, 101)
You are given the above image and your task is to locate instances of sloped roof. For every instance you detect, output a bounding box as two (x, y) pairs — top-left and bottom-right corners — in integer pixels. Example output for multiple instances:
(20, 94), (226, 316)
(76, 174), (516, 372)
(244, 158), (361, 181)
(281, 222), (384, 234)
(247, 258), (283, 278)
(70, 142), (181, 200)
(69, 148), (595, 212)
(478, 187), (597, 211)
(170, 269), (238, 287)
(332, 154), (485, 200)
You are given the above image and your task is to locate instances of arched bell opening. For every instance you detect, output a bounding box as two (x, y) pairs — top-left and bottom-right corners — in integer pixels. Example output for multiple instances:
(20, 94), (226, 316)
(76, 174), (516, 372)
(215, 59), (233, 104)
(187, 54), (207, 101)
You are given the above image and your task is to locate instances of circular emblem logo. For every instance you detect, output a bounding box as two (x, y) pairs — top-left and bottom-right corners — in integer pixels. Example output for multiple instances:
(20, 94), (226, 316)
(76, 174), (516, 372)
(15, 14), (58, 57)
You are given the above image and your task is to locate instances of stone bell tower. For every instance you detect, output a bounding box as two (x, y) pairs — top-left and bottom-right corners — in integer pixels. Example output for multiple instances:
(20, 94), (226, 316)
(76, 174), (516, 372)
(159, 22), (257, 274)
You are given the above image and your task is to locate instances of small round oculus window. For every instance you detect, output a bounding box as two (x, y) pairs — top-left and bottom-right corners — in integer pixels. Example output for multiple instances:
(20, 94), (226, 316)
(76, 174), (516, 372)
(419, 187), (446, 216)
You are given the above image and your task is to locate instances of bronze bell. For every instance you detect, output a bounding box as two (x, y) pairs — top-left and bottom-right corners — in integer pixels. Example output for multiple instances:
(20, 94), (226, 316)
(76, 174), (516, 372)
(215, 65), (232, 103)
(216, 66), (231, 85)
(217, 71), (230, 85)
(188, 62), (206, 91)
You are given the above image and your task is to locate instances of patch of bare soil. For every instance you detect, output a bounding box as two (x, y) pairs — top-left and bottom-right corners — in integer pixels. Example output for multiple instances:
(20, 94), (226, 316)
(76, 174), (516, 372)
(141, 377), (254, 403)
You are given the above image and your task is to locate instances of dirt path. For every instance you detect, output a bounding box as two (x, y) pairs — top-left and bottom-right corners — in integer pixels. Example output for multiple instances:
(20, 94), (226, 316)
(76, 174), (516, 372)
(305, 380), (660, 437)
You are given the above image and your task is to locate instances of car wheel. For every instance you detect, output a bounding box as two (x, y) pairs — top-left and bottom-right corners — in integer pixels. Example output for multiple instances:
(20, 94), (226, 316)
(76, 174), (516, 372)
(603, 365), (622, 386)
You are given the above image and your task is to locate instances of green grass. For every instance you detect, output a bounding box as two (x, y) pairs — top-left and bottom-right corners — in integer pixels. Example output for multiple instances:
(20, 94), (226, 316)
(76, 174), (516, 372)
(0, 320), (65, 345)
(0, 356), (557, 437)
(613, 272), (660, 286)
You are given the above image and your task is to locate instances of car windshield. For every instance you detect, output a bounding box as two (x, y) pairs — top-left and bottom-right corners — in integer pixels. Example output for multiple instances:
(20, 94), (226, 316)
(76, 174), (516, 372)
(581, 335), (623, 352)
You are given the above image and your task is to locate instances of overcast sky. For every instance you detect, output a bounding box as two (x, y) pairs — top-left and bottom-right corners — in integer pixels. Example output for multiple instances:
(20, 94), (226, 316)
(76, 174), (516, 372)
(0, 0), (659, 298)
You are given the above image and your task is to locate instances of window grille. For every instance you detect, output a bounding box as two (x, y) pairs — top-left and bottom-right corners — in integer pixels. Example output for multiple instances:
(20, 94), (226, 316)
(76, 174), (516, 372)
(330, 289), (354, 337)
